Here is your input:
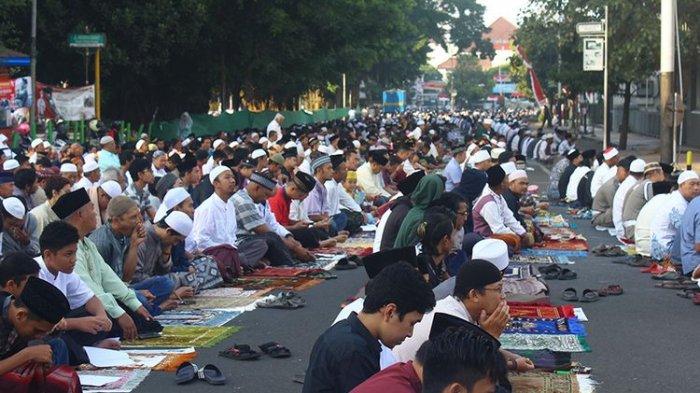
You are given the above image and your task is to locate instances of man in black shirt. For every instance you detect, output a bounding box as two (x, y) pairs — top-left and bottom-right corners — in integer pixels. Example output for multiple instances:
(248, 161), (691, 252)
(502, 170), (529, 228)
(557, 149), (583, 200)
(303, 262), (436, 393)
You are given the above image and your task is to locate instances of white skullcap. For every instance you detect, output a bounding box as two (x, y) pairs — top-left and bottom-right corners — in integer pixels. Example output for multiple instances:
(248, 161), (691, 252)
(251, 149), (267, 160)
(677, 170), (699, 185)
(472, 150), (491, 164)
(497, 141), (507, 148)
(209, 165), (231, 184)
(352, 140), (361, 149)
(429, 129), (436, 135)
(3, 159), (19, 171)
(501, 162), (517, 176)
(154, 187), (191, 222)
(251, 132), (259, 139)
(509, 169), (528, 182)
(229, 141), (239, 148)
(60, 163), (78, 173)
(100, 180), (123, 199)
(602, 147), (619, 161)
(317, 145), (330, 154)
(483, 118), (493, 125)
(213, 139), (224, 149)
(544, 133), (554, 139)
(630, 159), (646, 173)
(83, 161), (99, 173)
(416, 119), (425, 126)
(164, 210), (193, 237)
(259, 137), (269, 144)
(31, 138), (43, 148)
(100, 136), (114, 145)
(2, 197), (25, 219)
(284, 141), (297, 150)
(472, 238), (509, 270)
(135, 140), (146, 150)
(42, 141), (51, 149)
(490, 148), (505, 160)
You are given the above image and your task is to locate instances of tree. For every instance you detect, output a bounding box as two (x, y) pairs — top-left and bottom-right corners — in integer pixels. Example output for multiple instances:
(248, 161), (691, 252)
(448, 55), (493, 106)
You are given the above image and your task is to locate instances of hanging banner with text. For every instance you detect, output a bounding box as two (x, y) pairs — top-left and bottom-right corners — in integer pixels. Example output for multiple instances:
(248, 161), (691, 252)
(51, 85), (96, 121)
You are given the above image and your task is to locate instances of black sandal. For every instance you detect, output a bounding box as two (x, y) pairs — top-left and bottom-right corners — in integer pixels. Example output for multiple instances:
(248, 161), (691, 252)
(219, 344), (261, 360)
(259, 341), (291, 358)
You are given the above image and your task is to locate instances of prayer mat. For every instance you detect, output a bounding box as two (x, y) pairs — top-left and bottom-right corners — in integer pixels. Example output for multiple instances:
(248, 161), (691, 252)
(122, 348), (196, 372)
(509, 370), (579, 393)
(508, 304), (575, 319)
(520, 249), (588, 258)
(297, 253), (346, 270)
(534, 238), (588, 251)
(177, 296), (262, 310)
(121, 326), (240, 348)
(247, 266), (321, 277)
(500, 333), (591, 352)
(228, 276), (322, 291)
(510, 350), (572, 370)
(313, 246), (373, 256)
(504, 265), (534, 279)
(510, 254), (574, 265)
(533, 214), (570, 228)
(505, 317), (586, 336)
(155, 309), (242, 327)
(338, 238), (375, 248)
(503, 277), (548, 297)
(79, 369), (150, 392)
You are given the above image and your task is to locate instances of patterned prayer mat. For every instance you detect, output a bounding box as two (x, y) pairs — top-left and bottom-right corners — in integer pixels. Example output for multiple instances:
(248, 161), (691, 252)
(520, 249), (588, 258)
(508, 304), (575, 319)
(155, 309), (242, 327)
(505, 317), (586, 336)
(121, 348), (197, 372)
(500, 333), (590, 352)
(247, 266), (317, 277)
(534, 239), (589, 251)
(510, 255), (574, 265)
(80, 369), (150, 392)
(313, 246), (373, 256)
(509, 370), (580, 393)
(533, 214), (570, 228)
(503, 277), (548, 297)
(177, 287), (270, 310)
(121, 326), (240, 348)
(228, 276), (323, 291)
(338, 238), (374, 248)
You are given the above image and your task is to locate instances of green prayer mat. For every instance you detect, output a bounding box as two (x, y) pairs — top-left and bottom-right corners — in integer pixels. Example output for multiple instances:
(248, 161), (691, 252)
(500, 333), (591, 353)
(509, 370), (579, 393)
(121, 326), (240, 348)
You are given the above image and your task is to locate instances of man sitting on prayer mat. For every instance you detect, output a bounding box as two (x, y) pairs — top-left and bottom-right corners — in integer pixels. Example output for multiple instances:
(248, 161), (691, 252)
(565, 150), (595, 204)
(303, 155), (347, 235)
(555, 149), (583, 201)
(37, 221), (118, 351)
(48, 189), (159, 342)
(233, 171), (315, 265)
(680, 194), (700, 275)
(650, 171), (700, 261)
(635, 181), (675, 258)
(1, 196), (41, 256)
(591, 156), (635, 230)
(303, 262), (436, 393)
(89, 196), (177, 315)
(443, 144), (467, 192)
(0, 276), (71, 374)
(612, 158), (645, 239)
(621, 162), (666, 241)
(590, 146), (619, 199)
(472, 165), (531, 251)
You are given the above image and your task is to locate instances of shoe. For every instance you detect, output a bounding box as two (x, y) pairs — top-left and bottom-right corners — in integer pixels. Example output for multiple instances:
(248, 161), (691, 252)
(640, 262), (660, 273)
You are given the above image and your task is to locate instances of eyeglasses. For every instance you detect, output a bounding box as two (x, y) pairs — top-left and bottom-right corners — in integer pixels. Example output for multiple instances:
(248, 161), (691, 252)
(456, 210), (469, 216)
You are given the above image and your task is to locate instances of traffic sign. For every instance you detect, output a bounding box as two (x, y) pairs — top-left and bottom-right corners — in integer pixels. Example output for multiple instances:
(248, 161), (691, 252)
(576, 22), (604, 36)
(68, 33), (106, 48)
(583, 38), (604, 71)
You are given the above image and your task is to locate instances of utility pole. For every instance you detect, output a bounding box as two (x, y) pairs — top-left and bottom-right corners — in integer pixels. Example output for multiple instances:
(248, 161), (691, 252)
(603, 5), (609, 149)
(29, 0), (37, 139)
(659, 0), (675, 163)
(342, 73), (347, 108)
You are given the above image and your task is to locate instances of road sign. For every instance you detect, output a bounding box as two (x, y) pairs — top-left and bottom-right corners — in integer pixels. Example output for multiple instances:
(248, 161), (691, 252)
(68, 33), (106, 48)
(576, 22), (604, 36)
(583, 38), (604, 71)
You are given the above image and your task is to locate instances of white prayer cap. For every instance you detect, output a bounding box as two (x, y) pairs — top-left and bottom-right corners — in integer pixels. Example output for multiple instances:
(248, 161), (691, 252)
(100, 180), (123, 199)
(472, 238), (509, 271)
(490, 138), (498, 145)
(251, 132), (259, 139)
(352, 140), (361, 149)
(630, 159), (646, 173)
(251, 149), (267, 160)
(135, 140), (146, 150)
(317, 145), (330, 154)
(410, 128), (422, 140)
(209, 165), (231, 184)
(83, 161), (99, 173)
(497, 141), (507, 148)
(483, 118), (493, 125)
(416, 119), (425, 126)
(2, 197), (25, 219)
(490, 148), (505, 160)
(544, 133), (554, 139)
(259, 137), (269, 144)
(509, 169), (528, 182)
(42, 141), (51, 149)
(471, 150), (491, 164)
(501, 162), (517, 176)
(31, 138), (43, 148)
(100, 136), (114, 145)
(229, 141), (239, 148)
(429, 129), (436, 135)
(677, 170), (699, 185)
(3, 159), (19, 171)
(602, 147), (619, 160)
(213, 139), (225, 149)
(284, 141), (297, 150)
(60, 163), (78, 173)
(182, 138), (192, 147)
(154, 187), (191, 222)
(164, 210), (193, 237)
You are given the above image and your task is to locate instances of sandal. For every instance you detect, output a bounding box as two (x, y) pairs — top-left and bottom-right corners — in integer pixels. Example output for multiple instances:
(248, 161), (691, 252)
(259, 342), (291, 358)
(557, 269), (578, 280)
(538, 264), (562, 275)
(600, 284), (623, 296)
(652, 271), (680, 281)
(676, 289), (698, 299)
(258, 292), (306, 309)
(334, 258), (358, 270)
(175, 362), (198, 384)
(198, 364), (226, 385)
(561, 287), (578, 302)
(579, 289), (600, 302)
(219, 344), (261, 360)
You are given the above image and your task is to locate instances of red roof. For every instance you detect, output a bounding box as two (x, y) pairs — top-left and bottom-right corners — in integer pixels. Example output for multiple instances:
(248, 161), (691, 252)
(437, 57), (458, 70)
(484, 17), (517, 51)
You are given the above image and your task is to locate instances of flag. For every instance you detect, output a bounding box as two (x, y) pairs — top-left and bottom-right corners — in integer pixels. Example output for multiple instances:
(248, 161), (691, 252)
(516, 46), (547, 107)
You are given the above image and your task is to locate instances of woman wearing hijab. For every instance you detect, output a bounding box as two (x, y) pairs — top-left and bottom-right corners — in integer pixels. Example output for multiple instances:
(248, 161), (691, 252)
(393, 174), (445, 248)
(416, 207), (455, 288)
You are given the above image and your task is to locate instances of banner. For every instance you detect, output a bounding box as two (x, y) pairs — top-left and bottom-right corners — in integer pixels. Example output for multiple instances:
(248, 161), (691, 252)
(515, 46), (547, 107)
(51, 85), (95, 121)
(0, 76), (32, 128)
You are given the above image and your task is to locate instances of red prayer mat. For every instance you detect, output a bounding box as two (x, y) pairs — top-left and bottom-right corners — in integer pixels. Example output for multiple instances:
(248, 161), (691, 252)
(534, 238), (588, 251)
(507, 304), (575, 319)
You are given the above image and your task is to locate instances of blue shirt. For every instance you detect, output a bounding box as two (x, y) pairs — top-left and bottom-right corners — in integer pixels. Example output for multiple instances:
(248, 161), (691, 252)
(443, 157), (463, 192)
(680, 195), (700, 274)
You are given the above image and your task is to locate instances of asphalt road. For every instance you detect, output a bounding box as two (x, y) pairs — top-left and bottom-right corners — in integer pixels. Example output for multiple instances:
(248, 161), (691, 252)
(133, 143), (700, 393)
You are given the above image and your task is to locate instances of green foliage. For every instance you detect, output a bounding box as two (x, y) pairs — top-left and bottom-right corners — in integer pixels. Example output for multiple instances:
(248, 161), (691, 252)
(447, 55), (493, 105)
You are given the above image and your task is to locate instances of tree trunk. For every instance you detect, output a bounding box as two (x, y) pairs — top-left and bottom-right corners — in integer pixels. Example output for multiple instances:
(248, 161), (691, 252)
(619, 81), (632, 150)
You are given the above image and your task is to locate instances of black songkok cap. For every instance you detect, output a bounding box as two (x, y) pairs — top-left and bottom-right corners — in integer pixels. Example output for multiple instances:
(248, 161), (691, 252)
(566, 149), (581, 161)
(249, 171), (277, 190)
(486, 165), (506, 187)
(176, 158), (197, 174)
(282, 148), (297, 159)
(370, 151), (389, 166)
(330, 154), (346, 170)
(293, 171), (317, 193)
(581, 149), (596, 160)
(397, 170), (425, 196)
(51, 188), (90, 220)
(362, 246), (417, 279)
(19, 276), (70, 324)
(429, 312), (499, 347)
(619, 155), (637, 171)
(652, 180), (674, 196)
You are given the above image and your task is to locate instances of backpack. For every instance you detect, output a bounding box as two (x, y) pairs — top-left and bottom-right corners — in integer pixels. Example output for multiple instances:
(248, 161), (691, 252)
(0, 363), (82, 393)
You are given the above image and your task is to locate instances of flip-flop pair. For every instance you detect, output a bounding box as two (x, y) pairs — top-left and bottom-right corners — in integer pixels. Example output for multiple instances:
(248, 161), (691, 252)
(257, 292), (306, 309)
(561, 288), (601, 302)
(175, 362), (225, 385)
(219, 342), (291, 360)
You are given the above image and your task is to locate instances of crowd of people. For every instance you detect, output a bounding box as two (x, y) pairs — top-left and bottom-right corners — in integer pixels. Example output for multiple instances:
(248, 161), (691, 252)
(0, 107), (697, 392)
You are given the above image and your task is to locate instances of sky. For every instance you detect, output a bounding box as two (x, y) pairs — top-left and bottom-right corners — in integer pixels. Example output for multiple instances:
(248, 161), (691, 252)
(477, 0), (529, 26)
